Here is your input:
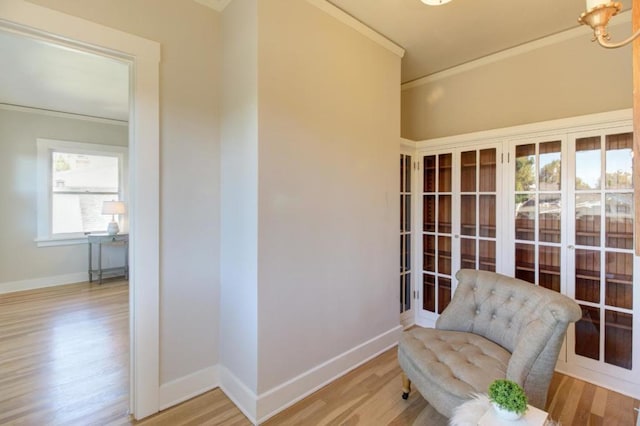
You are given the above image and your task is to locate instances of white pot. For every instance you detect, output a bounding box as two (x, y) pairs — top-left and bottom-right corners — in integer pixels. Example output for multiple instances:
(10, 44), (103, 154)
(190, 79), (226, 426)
(492, 402), (523, 421)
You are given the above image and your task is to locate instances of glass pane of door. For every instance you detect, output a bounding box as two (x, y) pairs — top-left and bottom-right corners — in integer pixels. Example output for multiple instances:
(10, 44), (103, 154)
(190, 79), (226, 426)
(605, 311), (633, 369)
(576, 305), (600, 361)
(575, 249), (600, 303)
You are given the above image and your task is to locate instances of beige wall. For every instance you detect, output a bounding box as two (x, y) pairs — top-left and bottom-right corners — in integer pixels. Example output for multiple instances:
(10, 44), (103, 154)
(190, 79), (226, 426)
(257, 0), (401, 394)
(26, 0), (221, 384)
(21, 1), (401, 417)
(0, 108), (127, 283)
(220, 0), (259, 394)
(401, 21), (633, 140)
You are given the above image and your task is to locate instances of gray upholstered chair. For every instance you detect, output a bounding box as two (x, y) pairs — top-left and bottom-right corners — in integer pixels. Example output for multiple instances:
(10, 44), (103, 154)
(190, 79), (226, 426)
(398, 269), (581, 418)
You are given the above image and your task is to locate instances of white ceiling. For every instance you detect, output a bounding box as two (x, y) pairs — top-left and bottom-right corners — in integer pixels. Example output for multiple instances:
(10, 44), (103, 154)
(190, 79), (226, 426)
(0, 30), (129, 122)
(0, 1), (629, 118)
(328, 0), (629, 83)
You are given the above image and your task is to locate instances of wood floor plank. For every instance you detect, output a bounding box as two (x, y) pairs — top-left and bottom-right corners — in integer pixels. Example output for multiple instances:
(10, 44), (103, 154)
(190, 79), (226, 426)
(557, 378), (584, 425)
(2, 282), (639, 425)
(591, 386), (608, 417)
(546, 374), (570, 421)
(603, 389), (636, 426)
(571, 379), (596, 426)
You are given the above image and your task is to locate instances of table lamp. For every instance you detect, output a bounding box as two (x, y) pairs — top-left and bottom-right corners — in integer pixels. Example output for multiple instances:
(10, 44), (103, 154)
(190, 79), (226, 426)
(102, 200), (126, 235)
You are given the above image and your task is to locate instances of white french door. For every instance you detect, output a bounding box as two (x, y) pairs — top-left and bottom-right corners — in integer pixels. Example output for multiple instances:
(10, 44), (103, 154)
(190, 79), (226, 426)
(400, 152), (414, 327)
(564, 126), (640, 383)
(416, 143), (502, 326)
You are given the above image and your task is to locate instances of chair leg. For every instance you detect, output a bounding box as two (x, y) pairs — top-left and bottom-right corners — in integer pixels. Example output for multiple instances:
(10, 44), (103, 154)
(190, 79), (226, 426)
(401, 373), (411, 400)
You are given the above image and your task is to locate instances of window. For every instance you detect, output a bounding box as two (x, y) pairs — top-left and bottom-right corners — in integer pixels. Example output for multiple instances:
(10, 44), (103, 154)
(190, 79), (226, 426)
(36, 139), (127, 246)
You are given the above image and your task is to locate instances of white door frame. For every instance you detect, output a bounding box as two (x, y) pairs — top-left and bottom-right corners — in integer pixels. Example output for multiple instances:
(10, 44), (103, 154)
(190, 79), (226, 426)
(0, 0), (161, 419)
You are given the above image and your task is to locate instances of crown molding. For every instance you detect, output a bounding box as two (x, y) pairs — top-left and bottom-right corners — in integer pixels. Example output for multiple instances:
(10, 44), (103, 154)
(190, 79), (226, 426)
(400, 137), (417, 149)
(402, 10), (631, 91)
(193, 0), (232, 12)
(305, 0), (405, 58)
(0, 103), (128, 126)
(192, 0), (405, 57)
(413, 108), (631, 148)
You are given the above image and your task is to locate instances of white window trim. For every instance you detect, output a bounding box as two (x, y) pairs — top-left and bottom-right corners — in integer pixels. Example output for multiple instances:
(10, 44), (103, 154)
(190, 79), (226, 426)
(36, 138), (128, 247)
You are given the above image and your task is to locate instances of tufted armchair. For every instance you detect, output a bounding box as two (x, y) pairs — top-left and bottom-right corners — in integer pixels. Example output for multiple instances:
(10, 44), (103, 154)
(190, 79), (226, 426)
(397, 269), (581, 418)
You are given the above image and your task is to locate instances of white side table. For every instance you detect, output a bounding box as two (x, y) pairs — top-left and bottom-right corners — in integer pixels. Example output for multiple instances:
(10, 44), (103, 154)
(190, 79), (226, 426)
(88, 233), (129, 284)
(478, 404), (549, 426)
(451, 395), (550, 426)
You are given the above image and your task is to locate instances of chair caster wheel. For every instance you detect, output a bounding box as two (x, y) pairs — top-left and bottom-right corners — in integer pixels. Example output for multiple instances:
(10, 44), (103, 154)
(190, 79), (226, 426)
(402, 392), (409, 400)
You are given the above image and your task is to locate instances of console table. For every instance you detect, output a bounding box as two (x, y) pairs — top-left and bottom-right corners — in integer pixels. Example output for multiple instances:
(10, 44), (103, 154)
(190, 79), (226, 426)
(88, 233), (129, 284)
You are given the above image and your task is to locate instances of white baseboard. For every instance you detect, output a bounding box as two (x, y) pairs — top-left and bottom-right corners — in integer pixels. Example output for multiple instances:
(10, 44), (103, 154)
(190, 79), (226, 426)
(219, 365), (258, 425)
(159, 365), (220, 411)
(255, 325), (403, 423)
(0, 272), (88, 294)
(158, 325), (403, 425)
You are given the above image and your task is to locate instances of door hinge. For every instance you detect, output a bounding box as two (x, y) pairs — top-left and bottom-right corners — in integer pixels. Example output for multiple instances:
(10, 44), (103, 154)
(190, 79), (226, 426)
(413, 290), (419, 299)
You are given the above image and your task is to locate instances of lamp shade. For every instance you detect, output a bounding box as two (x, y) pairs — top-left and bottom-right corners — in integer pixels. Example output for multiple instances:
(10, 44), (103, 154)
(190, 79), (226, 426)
(421, 0), (452, 4)
(102, 200), (126, 215)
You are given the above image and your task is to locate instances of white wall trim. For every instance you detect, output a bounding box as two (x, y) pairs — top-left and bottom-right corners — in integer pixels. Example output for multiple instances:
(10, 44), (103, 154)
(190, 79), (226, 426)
(34, 236), (88, 247)
(305, 0), (405, 58)
(159, 365), (220, 411)
(193, 0), (232, 12)
(215, 326), (403, 424)
(414, 109), (633, 149)
(400, 137), (416, 149)
(219, 366), (259, 425)
(401, 10), (631, 90)
(0, 102), (128, 126)
(0, 0), (161, 420)
(0, 272), (87, 295)
(195, 0), (408, 58)
(255, 325), (403, 424)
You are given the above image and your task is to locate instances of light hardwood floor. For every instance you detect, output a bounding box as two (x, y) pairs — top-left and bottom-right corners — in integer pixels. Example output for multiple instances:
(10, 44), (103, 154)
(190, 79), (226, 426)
(1, 281), (638, 425)
(0, 279), (129, 425)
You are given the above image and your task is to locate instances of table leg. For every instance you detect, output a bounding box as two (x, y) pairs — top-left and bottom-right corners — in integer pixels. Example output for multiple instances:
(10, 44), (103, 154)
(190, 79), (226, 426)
(124, 239), (129, 280)
(88, 241), (93, 283)
(98, 242), (103, 284)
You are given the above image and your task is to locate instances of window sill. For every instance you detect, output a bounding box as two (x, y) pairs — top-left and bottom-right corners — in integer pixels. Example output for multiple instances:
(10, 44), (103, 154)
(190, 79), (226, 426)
(35, 236), (88, 247)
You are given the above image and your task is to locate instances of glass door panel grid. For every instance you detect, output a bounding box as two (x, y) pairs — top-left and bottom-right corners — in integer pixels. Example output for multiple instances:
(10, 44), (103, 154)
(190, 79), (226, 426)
(460, 148), (497, 274)
(571, 132), (634, 371)
(400, 154), (412, 314)
(423, 153), (453, 314)
(514, 139), (563, 293)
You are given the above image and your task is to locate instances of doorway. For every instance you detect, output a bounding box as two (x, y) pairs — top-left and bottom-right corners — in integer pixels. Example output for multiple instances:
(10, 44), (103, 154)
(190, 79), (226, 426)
(0, 1), (160, 419)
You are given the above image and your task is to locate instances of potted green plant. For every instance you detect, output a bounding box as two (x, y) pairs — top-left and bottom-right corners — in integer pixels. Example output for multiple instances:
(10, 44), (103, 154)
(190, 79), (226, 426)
(488, 379), (528, 420)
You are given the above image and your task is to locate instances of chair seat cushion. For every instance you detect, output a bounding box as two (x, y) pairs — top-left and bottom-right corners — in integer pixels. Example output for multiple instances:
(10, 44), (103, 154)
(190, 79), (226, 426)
(399, 327), (510, 400)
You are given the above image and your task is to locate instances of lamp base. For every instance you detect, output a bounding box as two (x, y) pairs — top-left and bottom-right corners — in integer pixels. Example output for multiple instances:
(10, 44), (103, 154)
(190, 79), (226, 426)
(107, 222), (120, 235)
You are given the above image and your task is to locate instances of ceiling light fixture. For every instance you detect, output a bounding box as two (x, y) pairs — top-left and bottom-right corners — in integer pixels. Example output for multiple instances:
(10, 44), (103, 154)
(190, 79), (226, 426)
(421, 0), (452, 5)
(578, 1), (640, 48)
